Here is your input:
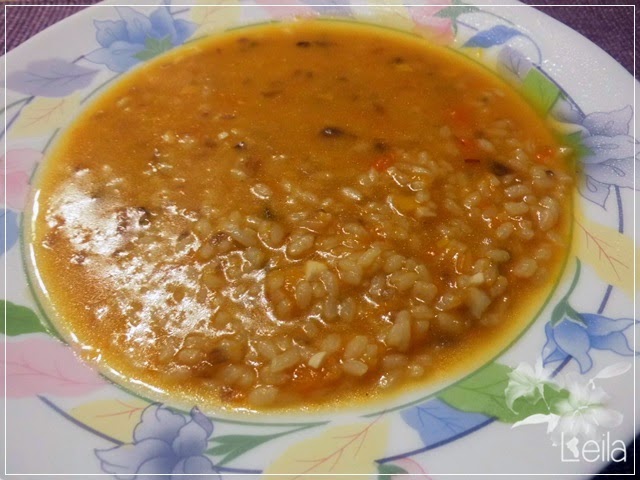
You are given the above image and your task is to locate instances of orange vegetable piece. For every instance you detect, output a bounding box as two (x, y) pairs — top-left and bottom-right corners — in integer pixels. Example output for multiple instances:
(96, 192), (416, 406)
(372, 151), (396, 172)
(457, 136), (478, 155)
(535, 146), (555, 164)
(449, 105), (474, 128)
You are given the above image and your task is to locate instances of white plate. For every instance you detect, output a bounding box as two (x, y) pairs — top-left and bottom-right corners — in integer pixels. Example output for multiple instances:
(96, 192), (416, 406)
(2, 1), (637, 478)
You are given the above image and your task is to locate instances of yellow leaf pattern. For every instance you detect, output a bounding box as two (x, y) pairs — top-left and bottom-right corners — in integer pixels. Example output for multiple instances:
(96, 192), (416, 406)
(12, 94), (81, 138)
(263, 417), (389, 479)
(573, 209), (636, 298)
(69, 398), (151, 443)
(191, 0), (242, 39)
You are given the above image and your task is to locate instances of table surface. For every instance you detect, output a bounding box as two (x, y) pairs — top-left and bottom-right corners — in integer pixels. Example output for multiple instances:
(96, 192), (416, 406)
(1, 1), (636, 478)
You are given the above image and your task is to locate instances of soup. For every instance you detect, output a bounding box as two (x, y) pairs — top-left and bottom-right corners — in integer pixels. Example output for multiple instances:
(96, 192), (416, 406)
(27, 21), (574, 412)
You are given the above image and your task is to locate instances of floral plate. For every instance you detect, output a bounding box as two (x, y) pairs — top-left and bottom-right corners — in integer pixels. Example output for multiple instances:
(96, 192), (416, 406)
(1, 1), (637, 478)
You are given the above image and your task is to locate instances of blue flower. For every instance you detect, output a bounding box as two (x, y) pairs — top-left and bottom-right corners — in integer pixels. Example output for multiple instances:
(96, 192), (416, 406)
(1, 209), (19, 256)
(96, 404), (220, 480)
(552, 99), (640, 208)
(543, 314), (635, 374)
(401, 398), (491, 448)
(497, 46), (639, 209)
(86, 5), (196, 72)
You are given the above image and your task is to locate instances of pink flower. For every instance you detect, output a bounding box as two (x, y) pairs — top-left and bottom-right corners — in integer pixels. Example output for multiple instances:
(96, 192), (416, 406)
(410, 4), (455, 45)
(1, 337), (107, 397)
(1, 148), (42, 210)
(392, 457), (432, 480)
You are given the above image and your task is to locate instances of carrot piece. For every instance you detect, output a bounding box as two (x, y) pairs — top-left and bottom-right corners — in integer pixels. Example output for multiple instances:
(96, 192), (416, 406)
(535, 146), (555, 164)
(449, 105), (474, 128)
(449, 105), (480, 156)
(457, 136), (478, 155)
(372, 151), (396, 171)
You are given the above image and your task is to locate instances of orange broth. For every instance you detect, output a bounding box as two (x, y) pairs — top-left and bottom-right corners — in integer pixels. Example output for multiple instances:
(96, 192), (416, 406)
(27, 21), (574, 412)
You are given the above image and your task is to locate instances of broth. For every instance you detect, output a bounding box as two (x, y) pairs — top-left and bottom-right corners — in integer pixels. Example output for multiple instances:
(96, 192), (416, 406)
(28, 21), (574, 412)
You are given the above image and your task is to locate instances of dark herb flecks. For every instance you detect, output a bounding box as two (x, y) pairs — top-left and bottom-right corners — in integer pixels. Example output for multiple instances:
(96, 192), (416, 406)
(373, 103), (386, 114)
(263, 206), (276, 220)
(261, 90), (282, 98)
(373, 140), (389, 152)
(490, 161), (512, 176)
(321, 127), (345, 138)
(296, 40), (334, 48)
(138, 207), (151, 227)
(243, 156), (262, 175)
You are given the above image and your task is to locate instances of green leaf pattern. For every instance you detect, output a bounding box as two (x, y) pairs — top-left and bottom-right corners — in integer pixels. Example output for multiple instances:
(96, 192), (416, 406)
(206, 433), (282, 466)
(1, 300), (49, 336)
(377, 462), (409, 479)
(434, 0), (480, 34)
(134, 35), (174, 61)
(520, 67), (561, 115)
(205, 425), (312, 466)
(439, 362), (570, 423)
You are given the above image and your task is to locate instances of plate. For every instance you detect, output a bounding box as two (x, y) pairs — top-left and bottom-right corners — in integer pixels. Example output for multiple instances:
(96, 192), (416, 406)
(2, 1), (637, 477)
